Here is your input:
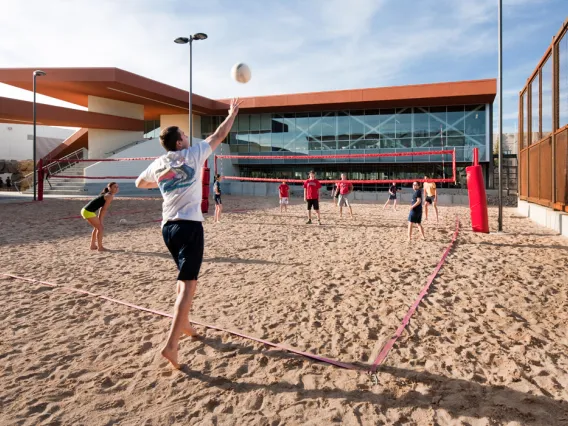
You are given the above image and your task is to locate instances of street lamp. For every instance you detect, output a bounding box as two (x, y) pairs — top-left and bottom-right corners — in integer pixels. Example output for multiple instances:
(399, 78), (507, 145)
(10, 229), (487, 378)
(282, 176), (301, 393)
(33, 70), (46, 201)
(174, 33), (208, 147)
(497, 0), (503, 232)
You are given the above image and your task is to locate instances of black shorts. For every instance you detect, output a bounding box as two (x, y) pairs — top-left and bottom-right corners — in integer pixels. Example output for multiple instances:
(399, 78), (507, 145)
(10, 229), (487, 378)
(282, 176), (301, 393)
(389, 195), (397, 200)
(408, 209), (423, 224)
(162, 220), (204, 281)
(425, 196), (434, 204)
(214, 194), (222, 205)
(306, 199), (319, 211)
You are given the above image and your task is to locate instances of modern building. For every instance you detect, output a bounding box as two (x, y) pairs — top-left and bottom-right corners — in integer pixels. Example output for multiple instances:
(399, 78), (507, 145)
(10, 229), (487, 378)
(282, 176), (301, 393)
(0, 68), (496, 194)
(518, 18), (568, 237)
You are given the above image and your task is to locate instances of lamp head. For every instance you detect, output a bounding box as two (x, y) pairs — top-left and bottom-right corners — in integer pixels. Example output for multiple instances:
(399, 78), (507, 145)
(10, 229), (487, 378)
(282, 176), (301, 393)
(174, 37), (190, 44)
(193, 33), (208, 40)
(34, 70), (46, 77)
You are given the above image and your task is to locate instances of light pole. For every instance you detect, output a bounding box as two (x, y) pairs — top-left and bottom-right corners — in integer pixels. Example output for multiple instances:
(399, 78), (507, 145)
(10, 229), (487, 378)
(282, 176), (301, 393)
(33, 70), (46, 201)
(174, 33), (208, 147)
(497, 0), (503, 231)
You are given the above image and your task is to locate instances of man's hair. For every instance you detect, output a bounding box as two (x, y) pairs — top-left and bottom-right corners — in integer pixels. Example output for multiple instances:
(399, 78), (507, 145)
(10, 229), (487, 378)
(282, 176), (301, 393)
(309, 170), (315, 174)
(160, 126), (182, 151)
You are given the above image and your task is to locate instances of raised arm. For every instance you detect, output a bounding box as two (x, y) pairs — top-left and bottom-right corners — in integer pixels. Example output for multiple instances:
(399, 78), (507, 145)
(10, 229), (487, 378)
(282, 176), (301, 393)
(206, 98), (244, 152)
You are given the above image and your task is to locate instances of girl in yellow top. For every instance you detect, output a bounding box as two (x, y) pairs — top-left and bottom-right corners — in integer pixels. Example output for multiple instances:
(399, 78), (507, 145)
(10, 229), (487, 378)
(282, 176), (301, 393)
(423, 176), (438, 223)
(81, 182), (119, 251)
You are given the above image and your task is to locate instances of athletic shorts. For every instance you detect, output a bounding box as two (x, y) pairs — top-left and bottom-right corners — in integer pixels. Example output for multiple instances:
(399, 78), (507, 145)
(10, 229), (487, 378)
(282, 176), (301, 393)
(408, 209), (423, 224)
(425, 196), (434, 204)
(306, 199), (319, 211)
(214, 194), (222, 205)
(80, 208), (97, 219)
(389, 194), (397, 200)
(280, 197), (289, 205)
(338, 193), (352, 207)
(162, 220), (204, 281)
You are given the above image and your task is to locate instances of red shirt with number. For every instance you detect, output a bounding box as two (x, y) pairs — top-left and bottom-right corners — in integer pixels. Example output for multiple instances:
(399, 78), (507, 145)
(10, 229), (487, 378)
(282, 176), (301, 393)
(303, 179), (321, 200)
(279, 184), (289, 198)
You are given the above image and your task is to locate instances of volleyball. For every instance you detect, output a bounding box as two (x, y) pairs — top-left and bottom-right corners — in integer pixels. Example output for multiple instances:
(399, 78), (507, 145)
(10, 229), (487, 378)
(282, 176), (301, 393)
(231, 63), (251, 84)
(119, 219), (127, 225)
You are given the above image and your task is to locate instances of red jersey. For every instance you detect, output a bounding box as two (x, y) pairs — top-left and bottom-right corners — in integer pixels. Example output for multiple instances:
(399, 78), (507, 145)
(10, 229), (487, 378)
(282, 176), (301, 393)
(338, 181), (353, 195)
(279, 184), (289, 197)
(303, 179), (321, 199)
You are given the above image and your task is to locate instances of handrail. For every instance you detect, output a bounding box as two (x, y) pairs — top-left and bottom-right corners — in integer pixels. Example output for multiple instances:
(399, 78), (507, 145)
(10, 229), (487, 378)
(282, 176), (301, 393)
(104, 137), (155, 156)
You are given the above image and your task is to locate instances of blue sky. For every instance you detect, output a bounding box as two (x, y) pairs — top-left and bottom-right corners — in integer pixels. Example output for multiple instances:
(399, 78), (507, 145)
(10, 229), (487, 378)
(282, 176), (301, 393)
(0, 0), (566, 133)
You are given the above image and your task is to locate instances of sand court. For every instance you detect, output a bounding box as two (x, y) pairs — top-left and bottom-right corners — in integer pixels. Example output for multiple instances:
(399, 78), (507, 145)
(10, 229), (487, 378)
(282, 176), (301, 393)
(1, 195), (567, 425)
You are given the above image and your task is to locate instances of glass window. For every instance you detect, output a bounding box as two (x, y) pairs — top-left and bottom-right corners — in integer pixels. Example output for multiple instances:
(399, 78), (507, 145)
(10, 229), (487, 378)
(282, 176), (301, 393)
(281, 113), (295, 152)
(464, 105), (485, 136)
(295, 113), (310, 153)
(238, 114), (250, 132)
(337, 111), (350, 140)
(260, 114), (272, 131)
(201, 116), (212, 134)
(429, 107), (446, 137)
(447, 136), (466, 147)
(531, 75), (540, 144)
(413, 107), (429, 138)
(522, 92), (528, 148)
(309, 112), (322, 150)
(321, 112), (337, 150)
(559, 30), (568, 127)
(446, 106), (465, 136)
(542, 55), (553, 138)
(395, 108), (412, 138)
(364, 109), (380, 140)
(350, 110), (365, 141)
(271, 114), (285, 151)
(250, 114), (261, 131)
(380, 108), (396, 139)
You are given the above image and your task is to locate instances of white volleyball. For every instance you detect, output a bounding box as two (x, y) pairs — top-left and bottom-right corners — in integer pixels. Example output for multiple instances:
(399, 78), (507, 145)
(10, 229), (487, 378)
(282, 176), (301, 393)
(119, 219), (127, 225)
(231, 63), (251, 84)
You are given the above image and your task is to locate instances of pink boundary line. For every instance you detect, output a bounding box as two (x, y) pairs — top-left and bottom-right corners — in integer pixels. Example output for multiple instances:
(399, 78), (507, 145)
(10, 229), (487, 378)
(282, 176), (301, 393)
(0, 273), (361, 371)
(369, 216), (460, 373)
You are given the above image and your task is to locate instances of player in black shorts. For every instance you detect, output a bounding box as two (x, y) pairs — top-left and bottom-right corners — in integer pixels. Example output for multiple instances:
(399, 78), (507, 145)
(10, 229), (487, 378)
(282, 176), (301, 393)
(408, 182), (425, 240)
(214, 174), (223, 223)
(383, 182), (400, 210)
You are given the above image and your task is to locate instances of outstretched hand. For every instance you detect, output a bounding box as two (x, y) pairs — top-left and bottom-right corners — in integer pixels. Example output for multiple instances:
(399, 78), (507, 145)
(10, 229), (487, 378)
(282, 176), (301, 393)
(228, 98), (244, 117)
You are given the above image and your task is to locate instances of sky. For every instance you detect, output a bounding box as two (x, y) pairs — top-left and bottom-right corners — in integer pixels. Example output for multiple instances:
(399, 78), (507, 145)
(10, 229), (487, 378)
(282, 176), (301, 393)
(0, 0), (567, 133)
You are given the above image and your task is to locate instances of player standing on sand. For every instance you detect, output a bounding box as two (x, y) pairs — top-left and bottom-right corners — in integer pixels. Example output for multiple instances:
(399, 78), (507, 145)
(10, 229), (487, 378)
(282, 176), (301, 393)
(135, 98), (242, 369)
(336, 173), (354, 218)
(423, 175), (439, 222)
(408, 181), (426, 241)
(383, 182), (399, 210)
(279, 180), (290, 213)
(304, 171), (322, 225)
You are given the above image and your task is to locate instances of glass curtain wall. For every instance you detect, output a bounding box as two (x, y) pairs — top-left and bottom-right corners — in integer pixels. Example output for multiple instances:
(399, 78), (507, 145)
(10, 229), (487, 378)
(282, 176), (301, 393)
(203, 105), (488, 160)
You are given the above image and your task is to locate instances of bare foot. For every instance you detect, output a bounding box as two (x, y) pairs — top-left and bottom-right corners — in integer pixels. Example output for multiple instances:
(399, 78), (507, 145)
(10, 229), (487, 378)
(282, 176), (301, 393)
(181, 324), (200, 341)
(161, 346), (180, 369)
(97, 247), (106, 252)
(90, 245), (98, 250)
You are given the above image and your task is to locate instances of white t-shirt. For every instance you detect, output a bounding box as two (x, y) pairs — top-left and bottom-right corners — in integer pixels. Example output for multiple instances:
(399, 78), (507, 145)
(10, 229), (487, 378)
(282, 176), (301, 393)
(138, 141), (212, 226)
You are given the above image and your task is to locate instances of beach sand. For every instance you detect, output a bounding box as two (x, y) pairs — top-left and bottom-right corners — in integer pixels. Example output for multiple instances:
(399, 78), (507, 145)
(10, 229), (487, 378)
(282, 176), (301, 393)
(1, 195), (567, 425)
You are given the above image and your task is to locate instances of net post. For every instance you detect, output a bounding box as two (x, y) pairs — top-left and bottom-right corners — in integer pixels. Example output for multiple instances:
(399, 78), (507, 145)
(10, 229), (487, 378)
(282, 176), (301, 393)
(453, 148), (457, 184)
(37, 158), (44, 201)
(214, 155), (218, 176)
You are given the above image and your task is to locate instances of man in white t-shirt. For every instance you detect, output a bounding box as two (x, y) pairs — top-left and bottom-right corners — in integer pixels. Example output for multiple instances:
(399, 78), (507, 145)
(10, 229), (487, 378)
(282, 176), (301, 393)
(135, 98), (242, 369)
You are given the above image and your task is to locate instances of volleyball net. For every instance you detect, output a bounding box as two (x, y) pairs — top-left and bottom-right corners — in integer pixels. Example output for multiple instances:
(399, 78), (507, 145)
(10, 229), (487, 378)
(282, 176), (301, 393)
(214, 149), (457, 184)
(36, 148), (456, 200)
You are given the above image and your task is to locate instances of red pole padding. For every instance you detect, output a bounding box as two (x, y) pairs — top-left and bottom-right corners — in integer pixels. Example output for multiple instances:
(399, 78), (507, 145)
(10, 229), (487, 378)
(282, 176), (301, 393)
(37, 159), (44, 201)
(466, 160), (489, 233)
(201, 160), (210, 214)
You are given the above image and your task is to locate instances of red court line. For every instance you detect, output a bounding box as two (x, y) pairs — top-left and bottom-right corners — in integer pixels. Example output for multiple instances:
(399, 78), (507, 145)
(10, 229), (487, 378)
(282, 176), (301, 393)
(1, 273), (362, 372)
(369, 216), (460, 373)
